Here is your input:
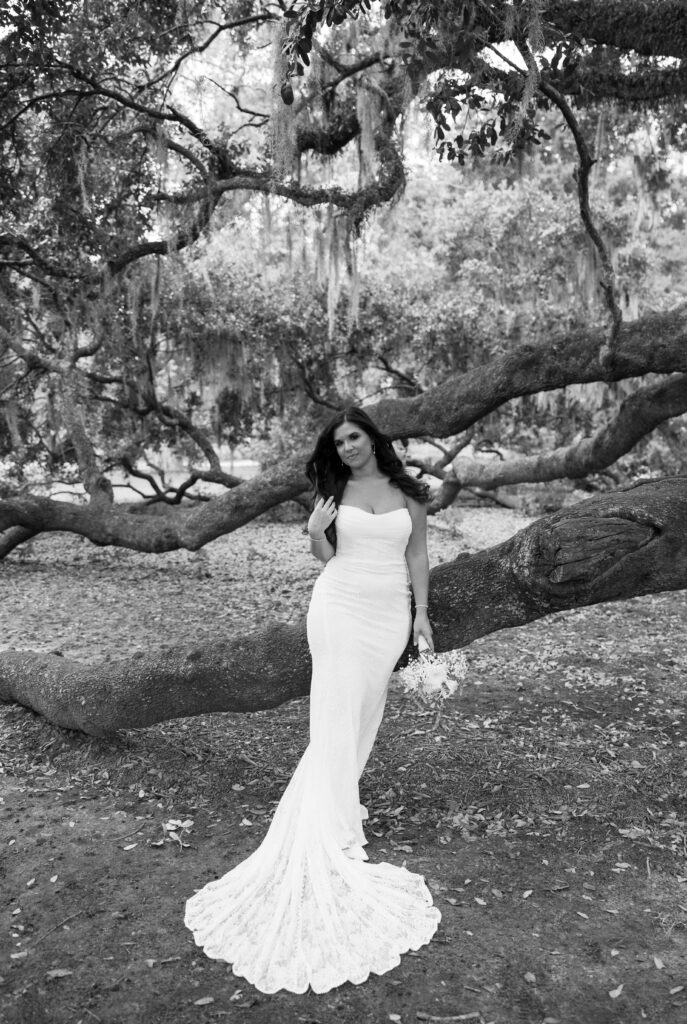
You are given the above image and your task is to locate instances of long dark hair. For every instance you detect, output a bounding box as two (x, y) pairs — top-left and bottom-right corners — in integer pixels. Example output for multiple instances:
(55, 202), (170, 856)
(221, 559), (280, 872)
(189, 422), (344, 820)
(305, 406), (429, 547)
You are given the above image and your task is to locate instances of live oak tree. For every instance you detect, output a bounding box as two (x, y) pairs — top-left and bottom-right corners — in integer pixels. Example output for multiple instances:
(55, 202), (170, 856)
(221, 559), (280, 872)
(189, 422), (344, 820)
(2, 0), (687, 733)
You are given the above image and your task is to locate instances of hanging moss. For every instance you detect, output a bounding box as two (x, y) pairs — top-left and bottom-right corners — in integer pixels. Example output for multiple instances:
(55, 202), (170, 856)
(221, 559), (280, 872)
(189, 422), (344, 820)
(326, 205), (341, 337)
(525, 0), (545, 54)
(270, 22), (298, 179)
(347, 228), (360, 330)
(356, 83), (380, 185)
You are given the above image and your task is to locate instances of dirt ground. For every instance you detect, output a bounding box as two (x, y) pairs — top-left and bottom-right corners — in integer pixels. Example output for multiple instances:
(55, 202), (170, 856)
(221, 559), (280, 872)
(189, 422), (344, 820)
(1, 507), (687, 1024)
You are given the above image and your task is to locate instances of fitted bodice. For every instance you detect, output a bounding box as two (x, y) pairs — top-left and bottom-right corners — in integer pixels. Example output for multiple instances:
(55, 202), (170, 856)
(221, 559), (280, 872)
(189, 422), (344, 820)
(333, 505), (411, 570)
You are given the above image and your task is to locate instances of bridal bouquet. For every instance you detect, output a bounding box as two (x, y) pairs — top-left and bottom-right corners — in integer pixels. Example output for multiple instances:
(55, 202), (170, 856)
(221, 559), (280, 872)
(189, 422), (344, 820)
(398, 638), (468, 703)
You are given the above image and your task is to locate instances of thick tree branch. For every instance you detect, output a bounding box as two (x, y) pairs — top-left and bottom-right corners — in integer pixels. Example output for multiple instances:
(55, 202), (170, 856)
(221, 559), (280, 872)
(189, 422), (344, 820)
(426, 467), (462, 514)
(0, 453), (308, 552)
(107, 194), (218, 274)
(424, 1), (687, 64)
(561, 57), (687, 105)
(1, 478), (685, 735)
(0, 526), (36, 559)
(452, 374), (687, 492)
(480, 52), (687, 106)
(295, 111), (361, 155)
(544, 1), (687, 61)
(407, 432), (475, 513)
(116, 127), (403, 272)
(1, 306), (687, 551)
(373, 305), (687, 438)
(151, 130), (405, 223)
(153, 401), (222, 473)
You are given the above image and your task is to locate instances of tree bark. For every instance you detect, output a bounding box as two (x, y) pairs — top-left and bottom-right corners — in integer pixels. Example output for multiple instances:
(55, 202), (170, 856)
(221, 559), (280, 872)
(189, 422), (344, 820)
(428, 475), (687, 654)
(0, 527), (37, 559)
(1, 477), (685, 737)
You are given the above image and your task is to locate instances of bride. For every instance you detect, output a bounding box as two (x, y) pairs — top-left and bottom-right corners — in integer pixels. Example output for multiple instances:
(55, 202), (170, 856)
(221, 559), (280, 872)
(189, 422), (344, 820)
(185, 407), (441, 993)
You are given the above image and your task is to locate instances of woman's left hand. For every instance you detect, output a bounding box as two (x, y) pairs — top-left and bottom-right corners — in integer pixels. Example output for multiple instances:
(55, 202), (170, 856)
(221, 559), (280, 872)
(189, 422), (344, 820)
(413, 609), (434, 652)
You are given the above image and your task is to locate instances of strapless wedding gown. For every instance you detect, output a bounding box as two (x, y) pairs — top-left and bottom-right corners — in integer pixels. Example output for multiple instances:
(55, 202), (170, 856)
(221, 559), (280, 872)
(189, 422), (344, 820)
(184, 504), (441, 993)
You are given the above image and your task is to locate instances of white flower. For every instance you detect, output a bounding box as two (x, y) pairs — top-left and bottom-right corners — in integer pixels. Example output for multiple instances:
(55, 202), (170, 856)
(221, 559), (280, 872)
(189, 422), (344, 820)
(443, 675), (459, 698)
(398, 648), (468, 703)
(423, 665), (445, 693)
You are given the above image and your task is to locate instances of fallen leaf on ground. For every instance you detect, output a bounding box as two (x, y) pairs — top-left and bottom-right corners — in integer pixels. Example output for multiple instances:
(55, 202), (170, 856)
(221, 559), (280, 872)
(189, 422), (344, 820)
(416, 1013), (480, 1022)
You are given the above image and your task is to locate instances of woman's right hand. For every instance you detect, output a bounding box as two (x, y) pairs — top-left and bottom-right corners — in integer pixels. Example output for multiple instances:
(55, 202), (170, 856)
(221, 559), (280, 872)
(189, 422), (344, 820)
(308, 496), (337, 538)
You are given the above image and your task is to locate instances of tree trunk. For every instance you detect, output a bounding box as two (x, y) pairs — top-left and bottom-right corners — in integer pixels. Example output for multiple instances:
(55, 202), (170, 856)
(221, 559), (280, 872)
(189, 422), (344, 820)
(1, 477), (685, 737)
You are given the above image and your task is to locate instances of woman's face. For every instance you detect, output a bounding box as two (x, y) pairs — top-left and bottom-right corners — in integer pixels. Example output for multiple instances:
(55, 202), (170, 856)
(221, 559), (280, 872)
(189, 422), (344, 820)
(333, 421), (375, 470)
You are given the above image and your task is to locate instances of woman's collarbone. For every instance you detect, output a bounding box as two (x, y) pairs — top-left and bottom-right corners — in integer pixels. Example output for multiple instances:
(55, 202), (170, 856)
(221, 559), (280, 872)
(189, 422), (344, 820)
(342, 480), (404, 515)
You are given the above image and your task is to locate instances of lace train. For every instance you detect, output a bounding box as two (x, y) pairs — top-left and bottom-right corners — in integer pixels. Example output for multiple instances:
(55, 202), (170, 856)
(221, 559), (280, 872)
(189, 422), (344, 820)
(184, 747), (440, 994)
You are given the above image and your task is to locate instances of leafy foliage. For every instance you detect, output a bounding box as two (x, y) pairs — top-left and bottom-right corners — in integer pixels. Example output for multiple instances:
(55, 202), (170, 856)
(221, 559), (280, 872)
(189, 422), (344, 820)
(2, 0), (687, 517)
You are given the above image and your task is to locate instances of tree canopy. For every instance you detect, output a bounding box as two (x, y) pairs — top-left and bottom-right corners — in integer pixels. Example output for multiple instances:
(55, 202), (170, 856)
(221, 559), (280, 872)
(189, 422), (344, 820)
(1, 2), (685, 545)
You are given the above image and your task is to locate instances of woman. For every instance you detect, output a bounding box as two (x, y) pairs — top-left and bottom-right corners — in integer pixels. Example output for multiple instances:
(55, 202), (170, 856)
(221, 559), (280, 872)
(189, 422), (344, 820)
(185, 407), (441, 993)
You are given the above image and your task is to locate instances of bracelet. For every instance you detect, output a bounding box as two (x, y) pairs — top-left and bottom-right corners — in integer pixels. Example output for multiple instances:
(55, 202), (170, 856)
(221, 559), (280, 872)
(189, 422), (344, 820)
(309, 535), (327, 543)
(415, 603), (428, 609)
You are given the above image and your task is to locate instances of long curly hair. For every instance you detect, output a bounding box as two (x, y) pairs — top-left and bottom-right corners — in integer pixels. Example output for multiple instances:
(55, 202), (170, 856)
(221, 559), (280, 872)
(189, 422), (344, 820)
(305, 406), (429, 548)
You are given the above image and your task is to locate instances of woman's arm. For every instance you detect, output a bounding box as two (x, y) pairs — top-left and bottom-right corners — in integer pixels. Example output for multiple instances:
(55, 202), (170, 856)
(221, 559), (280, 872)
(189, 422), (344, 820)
(308, 496), (336, 564)
(405, 497), (434, 650)
(309, 533), (334, 564)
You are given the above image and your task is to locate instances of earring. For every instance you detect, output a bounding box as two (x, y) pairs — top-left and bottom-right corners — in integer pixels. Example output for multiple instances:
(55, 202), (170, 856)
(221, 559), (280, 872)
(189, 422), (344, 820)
(372, 444), (376, 454)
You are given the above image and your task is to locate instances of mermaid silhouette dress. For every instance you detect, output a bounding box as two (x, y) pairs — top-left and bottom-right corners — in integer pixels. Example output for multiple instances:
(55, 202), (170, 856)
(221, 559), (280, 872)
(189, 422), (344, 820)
(184, 504), (441, 993)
